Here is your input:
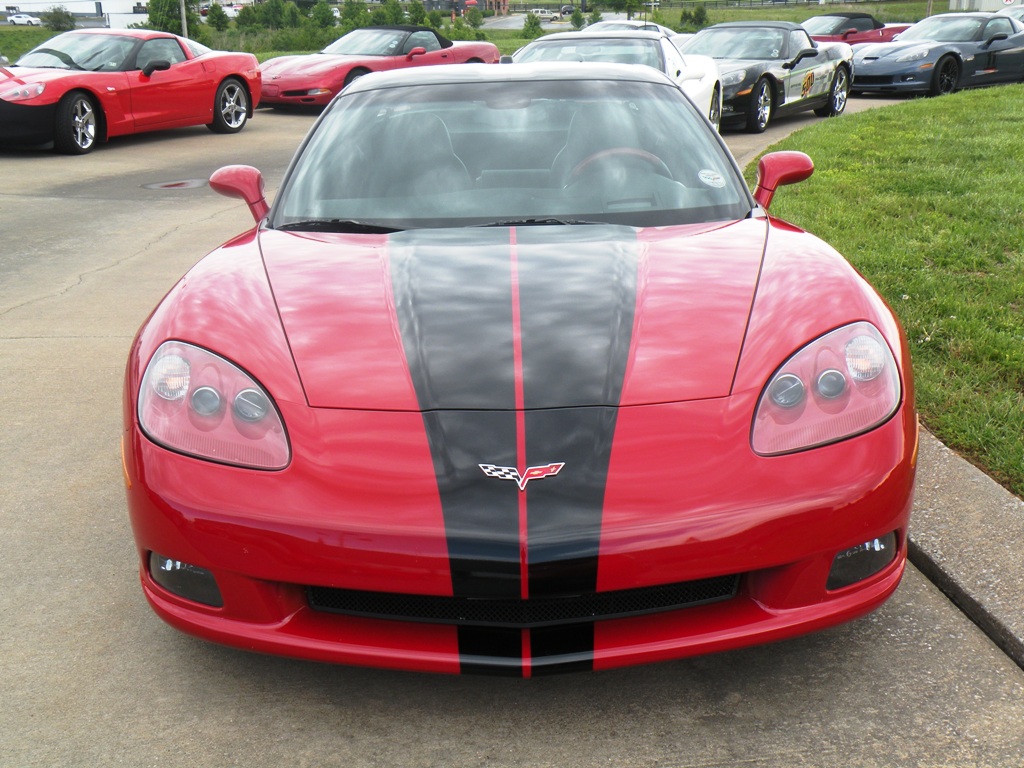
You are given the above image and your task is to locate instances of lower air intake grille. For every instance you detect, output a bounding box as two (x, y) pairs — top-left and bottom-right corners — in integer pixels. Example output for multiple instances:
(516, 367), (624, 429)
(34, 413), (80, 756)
(308, 575), (739, 628)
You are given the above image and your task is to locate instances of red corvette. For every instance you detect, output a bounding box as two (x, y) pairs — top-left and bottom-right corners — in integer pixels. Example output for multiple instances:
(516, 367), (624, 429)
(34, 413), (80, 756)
(259, 25), (499, 107)
(803, 13), (911, 45)
(123, 64), (917, 676)
(0, 29), (260, 154)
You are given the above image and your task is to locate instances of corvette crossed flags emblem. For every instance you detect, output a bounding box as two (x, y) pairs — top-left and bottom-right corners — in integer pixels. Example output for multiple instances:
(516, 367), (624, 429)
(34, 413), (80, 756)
(479, 462), (565, 491)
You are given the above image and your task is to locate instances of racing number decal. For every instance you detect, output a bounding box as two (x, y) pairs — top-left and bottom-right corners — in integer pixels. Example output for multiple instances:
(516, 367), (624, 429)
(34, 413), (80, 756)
(801, 71), (815, 98)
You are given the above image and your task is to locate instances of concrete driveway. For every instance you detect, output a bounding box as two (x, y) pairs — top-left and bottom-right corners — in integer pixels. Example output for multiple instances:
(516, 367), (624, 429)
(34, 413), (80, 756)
(2, 102), (1023, 767)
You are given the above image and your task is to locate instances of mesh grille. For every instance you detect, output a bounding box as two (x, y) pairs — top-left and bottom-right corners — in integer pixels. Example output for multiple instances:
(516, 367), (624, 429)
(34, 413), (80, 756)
(307, 575), (739, 628)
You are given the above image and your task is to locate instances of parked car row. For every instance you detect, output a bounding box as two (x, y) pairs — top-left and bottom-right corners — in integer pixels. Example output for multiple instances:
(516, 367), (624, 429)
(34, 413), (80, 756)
(5, 11), (1024, 154)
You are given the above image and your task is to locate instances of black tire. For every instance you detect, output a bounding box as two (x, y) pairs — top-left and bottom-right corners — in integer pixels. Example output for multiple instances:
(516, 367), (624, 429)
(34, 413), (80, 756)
(814, 65), (849, 117)
(745, 77), (773, 134)
(207, 78), (249, 134)
(708, 83), (722, 132)
(53, 91), (98, 155)
(343, 68), (371, 88)
(930, 55), (959, 96)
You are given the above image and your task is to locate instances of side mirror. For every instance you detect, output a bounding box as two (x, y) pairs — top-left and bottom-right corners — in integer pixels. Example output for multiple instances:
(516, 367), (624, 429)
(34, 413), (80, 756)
(0, 55), (10, 66)
(752, 151), (814, 210)
(209, 165), (269, 223)
(841, 28), (857, 39)
(142, 59), (171, 77)
(985, 32), (1009, 47)
(405, 46), (427, 61)
(782, 48), (819, 69)
(499, 54), (514, 64)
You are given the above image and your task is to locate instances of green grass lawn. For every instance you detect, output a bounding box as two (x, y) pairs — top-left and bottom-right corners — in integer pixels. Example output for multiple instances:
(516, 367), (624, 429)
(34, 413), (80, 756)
(753, 87), (1024, 496)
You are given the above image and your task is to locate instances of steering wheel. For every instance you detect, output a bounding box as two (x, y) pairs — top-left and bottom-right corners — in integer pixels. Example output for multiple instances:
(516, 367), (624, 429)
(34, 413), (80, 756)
(566, 147), (673, 185)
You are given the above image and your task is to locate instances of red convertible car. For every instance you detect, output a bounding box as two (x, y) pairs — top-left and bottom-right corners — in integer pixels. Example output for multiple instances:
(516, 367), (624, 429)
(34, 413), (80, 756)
(803, 13), (911, 45)
(0, 29), (260, 154)
(123, 64), (917, 675)
(260, 25), (499, 108)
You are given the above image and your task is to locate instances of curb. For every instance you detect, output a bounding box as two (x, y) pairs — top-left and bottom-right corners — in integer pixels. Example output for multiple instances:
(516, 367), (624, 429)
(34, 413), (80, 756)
(910, 430), (1024, 671)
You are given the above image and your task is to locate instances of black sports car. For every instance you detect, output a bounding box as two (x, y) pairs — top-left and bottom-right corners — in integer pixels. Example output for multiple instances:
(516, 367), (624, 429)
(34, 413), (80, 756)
(678, 21), (853, 133)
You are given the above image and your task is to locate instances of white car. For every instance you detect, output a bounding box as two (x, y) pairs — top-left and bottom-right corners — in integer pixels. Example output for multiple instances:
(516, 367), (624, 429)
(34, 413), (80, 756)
(8, 13), (42, 25)
(586, 19), (676, 36)
(529, 8), (560, 21)
(512, 30), (723, 131)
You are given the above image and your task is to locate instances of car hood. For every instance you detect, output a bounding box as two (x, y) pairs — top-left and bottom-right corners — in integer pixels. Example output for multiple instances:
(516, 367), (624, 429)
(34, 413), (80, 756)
(0, 65), (96, 85)
(258, 221), (767, 411)
(261, 53), (364, 77)
(855, 40), (936, 60)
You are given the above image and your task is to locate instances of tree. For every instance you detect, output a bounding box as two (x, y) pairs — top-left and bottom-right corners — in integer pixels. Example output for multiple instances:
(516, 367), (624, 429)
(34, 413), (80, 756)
(341, 0), (370, 29)
(587, 9), (602, 25)
(523, 12), (543, 38)
(570, 8), (583, 29)
(235, 3), (260, 30)
(426, 9), (443, 28)
(465, 6), (483, 29)
(407, 0), (426, 25)
(370, 0), (405, 25)
(310, 0), (337, 28)
(258, 0), (286, 29)
(42, 4), (76, 31)
(146, 0), (202, 35)
(282, 1), (304, 27)
(206, 3), (230, 31)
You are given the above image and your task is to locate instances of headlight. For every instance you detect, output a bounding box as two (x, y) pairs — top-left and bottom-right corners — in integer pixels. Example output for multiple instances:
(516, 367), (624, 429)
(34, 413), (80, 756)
(720, 69), (746, 88)
(1, 82), (45, 102)
(895, 48), (930, 64)
(751, 322), (901, 456)
(138, 341), (290, 469)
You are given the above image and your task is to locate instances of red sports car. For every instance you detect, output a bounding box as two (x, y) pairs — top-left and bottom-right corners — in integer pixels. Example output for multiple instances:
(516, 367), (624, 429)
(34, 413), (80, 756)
(259, 25), (499, 107)
(0, 29), (260, 154)
(803, 13), (911, 45)
(123, 63), (917, 676)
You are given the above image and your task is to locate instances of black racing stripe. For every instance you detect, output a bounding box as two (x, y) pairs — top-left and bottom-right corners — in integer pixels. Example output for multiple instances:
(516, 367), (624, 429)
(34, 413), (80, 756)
(390, 227), (639, 674)
(517, 228), (639, 671)
(390, 230), (523, 674)
(389, 229), (516, 410)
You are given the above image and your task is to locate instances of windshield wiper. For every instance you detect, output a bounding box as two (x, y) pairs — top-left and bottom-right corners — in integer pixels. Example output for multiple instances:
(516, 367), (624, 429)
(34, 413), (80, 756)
(473, 217), (603, 227)
(276, 219), (403, 234)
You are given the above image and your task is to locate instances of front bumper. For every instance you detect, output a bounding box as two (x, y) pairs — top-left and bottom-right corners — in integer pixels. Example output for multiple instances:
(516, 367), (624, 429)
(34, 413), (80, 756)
(853, 60), (935, 93)
(124, 388), (917, 675)
(0, 99), (56, 146)
(260, 82), (335, 107)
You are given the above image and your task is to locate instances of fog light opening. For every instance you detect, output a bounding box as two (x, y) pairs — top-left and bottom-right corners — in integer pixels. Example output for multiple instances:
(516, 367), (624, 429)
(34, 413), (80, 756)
(827, 532), (897, 590)
(149, 551), (223, 607)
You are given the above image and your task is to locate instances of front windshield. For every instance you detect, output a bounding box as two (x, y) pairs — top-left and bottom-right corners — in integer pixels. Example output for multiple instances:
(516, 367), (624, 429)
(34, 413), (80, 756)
(322, 28), (407, 56)
(801, 16), (845, 35)
(271, 78), (749, 231)
(899, 16), (984, 42)
(17, 32), (137, 71)
(683, 27), (787, 60)
(516, 38), (662, 69)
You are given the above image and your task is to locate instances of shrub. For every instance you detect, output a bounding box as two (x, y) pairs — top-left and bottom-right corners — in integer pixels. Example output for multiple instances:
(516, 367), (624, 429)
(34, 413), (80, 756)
(42, 5), (76, 31)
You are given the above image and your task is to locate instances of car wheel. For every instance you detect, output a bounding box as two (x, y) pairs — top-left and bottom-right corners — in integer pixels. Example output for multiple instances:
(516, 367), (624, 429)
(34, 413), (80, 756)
(746, 77), (772, 134)
(54, 91), (98, 155)
(708, 83), (722, 132)
(814, 65), (849, 117)
(930, 55), (959, 96)
(208, 78), (249, 134)
(344, 68), (370, 88)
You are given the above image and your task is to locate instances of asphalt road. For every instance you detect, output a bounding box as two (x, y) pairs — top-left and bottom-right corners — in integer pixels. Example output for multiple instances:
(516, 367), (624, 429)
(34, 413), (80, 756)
(3, 101), (1024, 767)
